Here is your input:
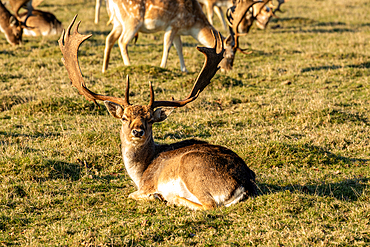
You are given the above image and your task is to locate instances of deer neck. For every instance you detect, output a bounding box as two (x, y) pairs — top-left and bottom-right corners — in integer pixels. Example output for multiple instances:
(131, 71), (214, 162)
(0, 2), (12, 29)
(120, 128), (158, 188)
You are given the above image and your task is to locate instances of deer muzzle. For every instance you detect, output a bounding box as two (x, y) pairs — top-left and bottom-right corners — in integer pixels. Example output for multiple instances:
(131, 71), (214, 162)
(132, 129), (145, 138)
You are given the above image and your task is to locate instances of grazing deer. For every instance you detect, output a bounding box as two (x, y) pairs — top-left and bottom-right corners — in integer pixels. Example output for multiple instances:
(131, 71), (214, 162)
(0, 0), (23, 45)
(102, 0), (260, 73)
(59, 16), (257, 210)
(19, 9), (63, 36)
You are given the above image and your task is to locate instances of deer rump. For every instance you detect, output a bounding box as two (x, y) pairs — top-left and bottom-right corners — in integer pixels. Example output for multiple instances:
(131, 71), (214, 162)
(139, 140), (257, 209)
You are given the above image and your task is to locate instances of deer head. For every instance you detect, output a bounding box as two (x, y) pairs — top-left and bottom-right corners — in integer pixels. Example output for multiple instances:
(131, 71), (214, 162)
(253, 0), (289, 29)
(221, 0), (260, 69)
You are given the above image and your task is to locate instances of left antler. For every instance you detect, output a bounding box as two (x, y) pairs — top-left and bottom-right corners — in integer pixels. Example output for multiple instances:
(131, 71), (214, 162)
(58, 15), (130, 107)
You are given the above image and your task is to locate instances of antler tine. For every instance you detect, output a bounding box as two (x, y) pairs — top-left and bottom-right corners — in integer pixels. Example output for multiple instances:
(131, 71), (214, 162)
(230, 0), (262, 34)
(151, 30), (224, 109)
(58, 15), (130, 107)
(148, 81), (154, 108)
(273, 0), (288, 14)
(227, 0), (261, 52)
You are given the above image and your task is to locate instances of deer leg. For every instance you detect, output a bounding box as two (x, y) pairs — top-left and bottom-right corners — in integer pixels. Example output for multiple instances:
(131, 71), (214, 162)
(172, 35), (187, 73)
(214, 6), (227, 30)
(205, 3), (214, 26)
(128, 191), (151, 200)
(117, 29), (138, 67)
(173, 196), (216, 210)
(94, 0), (101, 24)
(102, 24), (122, 73)
(160, 29), (177, 70)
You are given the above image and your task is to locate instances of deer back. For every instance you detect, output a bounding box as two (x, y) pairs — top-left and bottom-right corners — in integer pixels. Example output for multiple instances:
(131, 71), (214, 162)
(20, 9), (63, 36)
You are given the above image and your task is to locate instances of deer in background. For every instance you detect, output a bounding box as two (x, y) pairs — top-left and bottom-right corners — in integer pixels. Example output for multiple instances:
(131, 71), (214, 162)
(0, 0), (23, 45)
(199, 0), (289, 33)
(8, 0), (43, 26)
(19, 9), (63, 36)
(102, 0), (260, 73)
(226, 0), (289, 32)
(59, 16), (257, 210)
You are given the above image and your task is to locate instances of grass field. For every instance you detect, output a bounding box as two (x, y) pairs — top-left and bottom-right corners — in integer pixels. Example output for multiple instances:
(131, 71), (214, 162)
(0, 0), (369, 245)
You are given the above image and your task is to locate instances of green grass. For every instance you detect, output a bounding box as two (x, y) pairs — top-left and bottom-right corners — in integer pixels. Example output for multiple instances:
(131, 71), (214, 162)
(1, 0), (369, 245)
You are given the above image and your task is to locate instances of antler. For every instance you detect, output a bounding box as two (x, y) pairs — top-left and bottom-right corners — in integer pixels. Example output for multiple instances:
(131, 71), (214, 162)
(59, 16), (223, 110)
(58, 15), (130, 107)
(149, 30), (224, 109)
(226, 0), (261, 53)
(273, 0), (288, 15)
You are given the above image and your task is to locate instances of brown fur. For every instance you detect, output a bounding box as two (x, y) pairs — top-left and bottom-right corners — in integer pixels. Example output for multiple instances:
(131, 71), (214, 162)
(0, 0), (22, 45)
(107, 103), (257, 210)
(102, 0), (236, 73)
(19, 9), (63, 36)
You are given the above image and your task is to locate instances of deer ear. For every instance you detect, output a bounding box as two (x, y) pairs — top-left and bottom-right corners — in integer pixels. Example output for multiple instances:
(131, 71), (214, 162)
(153, 108), (174, 123)
(225, 34), (235, 47)
(9, 16), (18, 27)
(104, 101), (124, 119)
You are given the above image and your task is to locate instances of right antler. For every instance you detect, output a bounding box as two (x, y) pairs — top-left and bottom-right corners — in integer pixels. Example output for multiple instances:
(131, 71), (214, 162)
(59, 16), (224, 110)
(150, 30), (224, 109)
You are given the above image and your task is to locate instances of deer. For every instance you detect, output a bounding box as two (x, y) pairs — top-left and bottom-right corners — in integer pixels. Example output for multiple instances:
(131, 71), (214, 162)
(199, 0), (288, 34)
(0, 0), (23, 45)
(19, 9), (63, 36)
(59, 15), (257, 210)
(102, 0), (260, 73)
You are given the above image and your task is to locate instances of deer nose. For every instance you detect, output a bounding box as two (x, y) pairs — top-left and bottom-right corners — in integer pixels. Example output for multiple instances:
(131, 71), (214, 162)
(132, 129), (144, 138)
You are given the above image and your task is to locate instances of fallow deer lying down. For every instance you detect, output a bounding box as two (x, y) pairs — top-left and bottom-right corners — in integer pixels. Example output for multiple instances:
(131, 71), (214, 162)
(102, 0), (260, 73)
(19, 9), (63, 36)
(0, 0), (23, 45)
(59, 16), (257, 210)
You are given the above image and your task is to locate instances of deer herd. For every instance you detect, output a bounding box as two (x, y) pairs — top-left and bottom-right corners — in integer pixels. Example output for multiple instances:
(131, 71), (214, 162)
(4, 0), (289, 210)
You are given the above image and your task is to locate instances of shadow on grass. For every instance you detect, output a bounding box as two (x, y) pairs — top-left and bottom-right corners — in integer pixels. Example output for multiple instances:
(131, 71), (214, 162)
(0, 131), (61, 139)
(46, 160), (82, 181)
(270, 17), (354, 33)
(301, 61), (370, 73)
(250, 141), (369, 201)
(258, 176), (369, 202)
